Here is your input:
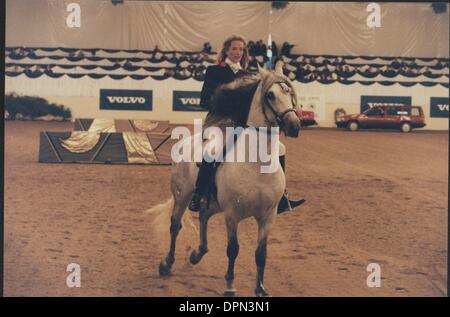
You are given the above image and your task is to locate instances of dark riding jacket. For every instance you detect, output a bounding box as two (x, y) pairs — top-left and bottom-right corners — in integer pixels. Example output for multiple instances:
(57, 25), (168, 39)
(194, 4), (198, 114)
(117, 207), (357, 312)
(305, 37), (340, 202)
(200, 63), (250, 111)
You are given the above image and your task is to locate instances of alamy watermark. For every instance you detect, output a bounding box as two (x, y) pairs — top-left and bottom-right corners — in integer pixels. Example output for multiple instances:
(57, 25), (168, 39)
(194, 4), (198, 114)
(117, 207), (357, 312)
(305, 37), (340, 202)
(171, 119), (280, 174)
(366, 263), (381, 288)
(366, 3), (381, 28)
(66, 3), (81, 28)
(66, 263), (81, 288)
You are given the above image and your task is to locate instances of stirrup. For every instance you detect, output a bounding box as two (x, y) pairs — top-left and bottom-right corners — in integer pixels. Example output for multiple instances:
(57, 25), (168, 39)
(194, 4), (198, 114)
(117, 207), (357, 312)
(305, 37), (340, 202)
(188, 192), (202, 212)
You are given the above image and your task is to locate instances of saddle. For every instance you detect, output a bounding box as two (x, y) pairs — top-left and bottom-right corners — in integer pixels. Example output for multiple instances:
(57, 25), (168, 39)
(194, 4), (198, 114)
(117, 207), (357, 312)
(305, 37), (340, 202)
(195, 122), (245, 209)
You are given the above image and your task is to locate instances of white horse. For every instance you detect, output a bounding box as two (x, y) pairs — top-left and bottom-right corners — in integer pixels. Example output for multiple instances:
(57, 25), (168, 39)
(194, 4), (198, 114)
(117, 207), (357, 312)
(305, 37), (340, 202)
(149, 64), (301, 297)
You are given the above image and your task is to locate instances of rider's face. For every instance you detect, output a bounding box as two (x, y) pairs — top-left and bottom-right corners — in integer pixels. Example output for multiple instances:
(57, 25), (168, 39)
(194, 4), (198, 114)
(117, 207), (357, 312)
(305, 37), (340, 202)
(226, 40), (244, 64)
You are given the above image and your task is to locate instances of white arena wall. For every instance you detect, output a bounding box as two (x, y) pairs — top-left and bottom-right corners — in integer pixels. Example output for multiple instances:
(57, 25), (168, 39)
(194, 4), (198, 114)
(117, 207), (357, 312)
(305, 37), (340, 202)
(294, 81), (449, 131)
(5, 74), (449, 130)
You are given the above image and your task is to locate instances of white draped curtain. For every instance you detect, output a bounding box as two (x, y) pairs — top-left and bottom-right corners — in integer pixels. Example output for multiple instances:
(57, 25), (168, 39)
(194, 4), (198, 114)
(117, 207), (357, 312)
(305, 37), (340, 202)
(5, 0), (449, 57)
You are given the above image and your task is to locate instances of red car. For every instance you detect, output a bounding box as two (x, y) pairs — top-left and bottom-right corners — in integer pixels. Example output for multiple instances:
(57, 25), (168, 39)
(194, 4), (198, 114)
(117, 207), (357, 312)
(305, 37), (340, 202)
(336, 105), (426, 133)
(297, 109), (316, 127)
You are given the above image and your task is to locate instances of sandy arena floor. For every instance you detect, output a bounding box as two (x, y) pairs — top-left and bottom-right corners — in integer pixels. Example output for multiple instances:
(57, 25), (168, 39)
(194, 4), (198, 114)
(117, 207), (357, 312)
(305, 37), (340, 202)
(3, 120), (448, 296)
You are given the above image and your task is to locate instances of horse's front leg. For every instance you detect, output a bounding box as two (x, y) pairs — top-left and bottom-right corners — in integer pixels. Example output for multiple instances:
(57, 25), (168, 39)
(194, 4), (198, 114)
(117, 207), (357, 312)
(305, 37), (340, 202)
(255, 237), (268, 297)
(254, 212), (276, 297)
(224, 215), (239, 297)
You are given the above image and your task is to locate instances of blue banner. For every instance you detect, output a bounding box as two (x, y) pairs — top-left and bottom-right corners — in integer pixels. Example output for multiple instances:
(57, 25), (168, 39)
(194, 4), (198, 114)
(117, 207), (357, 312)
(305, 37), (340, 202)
(360, 95), (411, 113)
(430, 97), (449, 118)
(100, 89), (152, 111)
(173, 91), (206, 112)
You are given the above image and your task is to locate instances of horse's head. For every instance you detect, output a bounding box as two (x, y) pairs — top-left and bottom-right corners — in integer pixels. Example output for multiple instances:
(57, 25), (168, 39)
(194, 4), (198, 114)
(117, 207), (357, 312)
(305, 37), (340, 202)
(258, 62), (301, 137)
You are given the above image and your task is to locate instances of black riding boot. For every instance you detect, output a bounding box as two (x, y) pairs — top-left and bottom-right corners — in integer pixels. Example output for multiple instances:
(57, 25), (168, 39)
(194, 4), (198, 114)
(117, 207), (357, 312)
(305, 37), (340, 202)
(277, 155), (306, 214)
(189, 159), (215, 212)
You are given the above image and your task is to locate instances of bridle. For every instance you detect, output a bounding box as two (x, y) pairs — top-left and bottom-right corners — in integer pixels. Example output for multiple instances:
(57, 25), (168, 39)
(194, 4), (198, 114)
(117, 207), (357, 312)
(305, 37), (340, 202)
(262, 80), (298, 128)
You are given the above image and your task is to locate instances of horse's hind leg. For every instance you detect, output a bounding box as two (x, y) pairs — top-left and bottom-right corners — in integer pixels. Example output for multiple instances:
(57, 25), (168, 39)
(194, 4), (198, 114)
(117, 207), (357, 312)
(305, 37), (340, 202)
(223, 215), (239, 297)
(189, 210), (211, 265)
(158, 158), (199, 276)
(159, 180), (191, 276)
(158, 201), (185, 276)
(254, 212), (276, 297)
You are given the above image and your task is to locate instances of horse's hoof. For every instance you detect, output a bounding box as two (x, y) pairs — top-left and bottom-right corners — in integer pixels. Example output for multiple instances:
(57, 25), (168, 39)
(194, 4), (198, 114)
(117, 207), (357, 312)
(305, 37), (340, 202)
(224, 289), (237, 297)
(255, 286), (270, 297)
(159, 260), (171, 276)
(189, 250), (202, 265)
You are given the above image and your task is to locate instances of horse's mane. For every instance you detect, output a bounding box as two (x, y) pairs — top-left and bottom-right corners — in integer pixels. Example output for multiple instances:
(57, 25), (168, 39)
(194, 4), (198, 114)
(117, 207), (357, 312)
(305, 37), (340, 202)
(205, 75), (261, 127)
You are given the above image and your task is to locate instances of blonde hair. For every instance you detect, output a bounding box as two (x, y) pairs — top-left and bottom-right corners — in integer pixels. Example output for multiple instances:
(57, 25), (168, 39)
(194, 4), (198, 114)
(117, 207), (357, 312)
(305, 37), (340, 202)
(216, 34), (249, 69)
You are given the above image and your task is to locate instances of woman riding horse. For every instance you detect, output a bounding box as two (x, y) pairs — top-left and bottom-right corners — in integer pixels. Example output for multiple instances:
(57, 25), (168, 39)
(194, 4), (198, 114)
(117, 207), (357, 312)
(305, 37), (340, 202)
(189, 34), (305, 214)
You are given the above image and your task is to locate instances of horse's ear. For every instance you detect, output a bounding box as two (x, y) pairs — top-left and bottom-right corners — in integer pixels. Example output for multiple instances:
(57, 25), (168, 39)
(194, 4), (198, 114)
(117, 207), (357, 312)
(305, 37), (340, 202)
(258, 63), (269, 78)
(275, 60), (284, 76)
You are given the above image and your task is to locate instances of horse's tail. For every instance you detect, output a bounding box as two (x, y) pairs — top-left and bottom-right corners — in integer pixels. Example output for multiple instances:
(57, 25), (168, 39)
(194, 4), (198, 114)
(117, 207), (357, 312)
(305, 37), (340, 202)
(145, 197), (174, 216)
(145, 197), (198, 237)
